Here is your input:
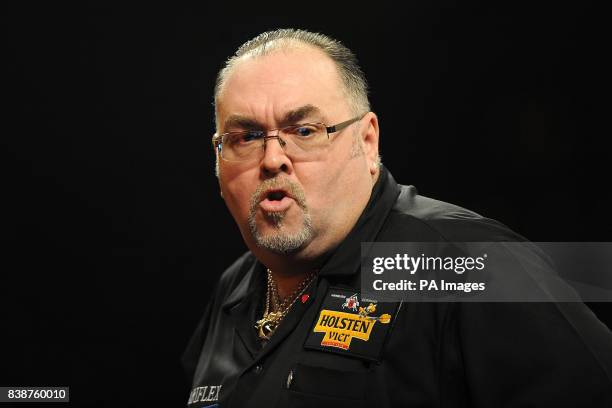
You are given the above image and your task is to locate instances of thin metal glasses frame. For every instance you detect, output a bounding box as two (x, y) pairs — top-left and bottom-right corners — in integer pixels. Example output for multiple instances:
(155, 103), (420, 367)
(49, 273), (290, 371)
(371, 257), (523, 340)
(211, 113), (366, 160)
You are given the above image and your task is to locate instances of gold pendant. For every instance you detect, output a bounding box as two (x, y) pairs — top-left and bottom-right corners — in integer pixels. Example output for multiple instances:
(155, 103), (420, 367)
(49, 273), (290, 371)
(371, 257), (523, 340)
(255, 312), (282, 340)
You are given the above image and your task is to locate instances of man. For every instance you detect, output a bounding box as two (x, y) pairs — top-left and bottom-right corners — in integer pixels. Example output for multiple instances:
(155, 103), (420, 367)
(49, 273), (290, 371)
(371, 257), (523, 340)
(182, 29), (612, 407)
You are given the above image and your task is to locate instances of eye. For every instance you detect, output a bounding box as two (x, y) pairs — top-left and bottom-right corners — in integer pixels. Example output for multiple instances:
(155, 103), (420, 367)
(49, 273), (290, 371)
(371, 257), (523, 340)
(243, 130), (264, 142)
(289, 124), (319, 138)
(227, 130), (264, 145)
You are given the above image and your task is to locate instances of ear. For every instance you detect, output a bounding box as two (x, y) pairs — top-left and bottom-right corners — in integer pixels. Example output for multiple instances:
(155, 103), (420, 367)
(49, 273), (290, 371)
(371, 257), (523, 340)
(215, 157), (225, 199)
(219, 182), (226, 200)
(360, 112), (380, 176)
(218, 174), (225, 199)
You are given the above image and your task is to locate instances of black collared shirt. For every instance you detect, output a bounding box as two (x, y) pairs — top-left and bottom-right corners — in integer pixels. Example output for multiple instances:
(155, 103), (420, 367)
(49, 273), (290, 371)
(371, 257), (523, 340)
(182, 167), (612, 407)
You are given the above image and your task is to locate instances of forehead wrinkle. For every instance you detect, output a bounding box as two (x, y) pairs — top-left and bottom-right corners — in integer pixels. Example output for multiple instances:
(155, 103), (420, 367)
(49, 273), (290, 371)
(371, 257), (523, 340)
(217, 47), (347, 126)
(223, 104), (327, 132)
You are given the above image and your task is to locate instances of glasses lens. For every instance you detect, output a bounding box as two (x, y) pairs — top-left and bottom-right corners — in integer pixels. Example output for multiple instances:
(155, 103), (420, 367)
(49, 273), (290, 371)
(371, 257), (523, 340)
(218, 124), (329, 162)
(282, 123), (328, 152)
(221, 131), (264, 161)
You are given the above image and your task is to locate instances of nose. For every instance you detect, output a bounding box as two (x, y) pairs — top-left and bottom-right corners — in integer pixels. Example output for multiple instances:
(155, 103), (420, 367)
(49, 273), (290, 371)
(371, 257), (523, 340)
(263, 134), (287, 149)
(260, 130), (293, 176)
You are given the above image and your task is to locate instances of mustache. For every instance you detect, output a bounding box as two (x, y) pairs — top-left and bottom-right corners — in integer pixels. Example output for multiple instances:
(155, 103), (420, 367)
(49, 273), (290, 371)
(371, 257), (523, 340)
(250, 177), (308, 211)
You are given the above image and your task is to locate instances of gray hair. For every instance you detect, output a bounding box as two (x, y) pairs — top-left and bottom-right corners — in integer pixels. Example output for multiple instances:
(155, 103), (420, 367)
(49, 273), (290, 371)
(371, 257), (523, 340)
(214, 28), (371, 126)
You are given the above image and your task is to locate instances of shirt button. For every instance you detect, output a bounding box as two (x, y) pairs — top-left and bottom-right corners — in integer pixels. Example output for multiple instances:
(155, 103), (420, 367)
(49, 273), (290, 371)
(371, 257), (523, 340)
(286, 369), (294, 389)
(254, 365), (263, 374)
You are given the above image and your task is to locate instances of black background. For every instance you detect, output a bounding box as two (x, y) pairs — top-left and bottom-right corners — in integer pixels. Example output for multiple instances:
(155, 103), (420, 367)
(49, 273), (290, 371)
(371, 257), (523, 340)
(2, 3), (609, 407)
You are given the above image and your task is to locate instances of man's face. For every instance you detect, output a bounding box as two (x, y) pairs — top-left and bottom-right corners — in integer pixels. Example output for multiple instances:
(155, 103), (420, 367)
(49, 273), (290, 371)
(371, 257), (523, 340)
(215, 45), (378, 262)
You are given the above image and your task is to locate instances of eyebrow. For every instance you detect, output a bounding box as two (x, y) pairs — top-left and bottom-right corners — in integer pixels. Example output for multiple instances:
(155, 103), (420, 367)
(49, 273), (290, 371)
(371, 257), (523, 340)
(223, 116), (262, 131)
(282, 105), (323, 126)
(222, 104), (324, 132)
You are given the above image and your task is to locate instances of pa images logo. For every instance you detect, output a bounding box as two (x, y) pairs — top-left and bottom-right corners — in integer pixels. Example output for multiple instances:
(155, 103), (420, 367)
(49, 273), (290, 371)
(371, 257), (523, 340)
(314, 294), (392, 350)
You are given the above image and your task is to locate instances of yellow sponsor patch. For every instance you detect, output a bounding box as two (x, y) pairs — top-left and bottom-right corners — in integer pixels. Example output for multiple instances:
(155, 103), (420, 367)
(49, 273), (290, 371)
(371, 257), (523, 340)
(305, 288), (399, 360)
(314, 309), (380, 350)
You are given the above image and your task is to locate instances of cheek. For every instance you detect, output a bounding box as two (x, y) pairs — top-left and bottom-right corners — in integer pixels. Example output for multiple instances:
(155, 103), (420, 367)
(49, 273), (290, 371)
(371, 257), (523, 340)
(297, 164), (341, 212)
(298, 155), (367, 214)
(220, 170), (258, 221)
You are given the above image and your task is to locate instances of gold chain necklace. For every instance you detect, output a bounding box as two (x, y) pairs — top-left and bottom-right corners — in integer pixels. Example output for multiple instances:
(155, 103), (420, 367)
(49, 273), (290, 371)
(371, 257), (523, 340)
(255, 268), (316, 341)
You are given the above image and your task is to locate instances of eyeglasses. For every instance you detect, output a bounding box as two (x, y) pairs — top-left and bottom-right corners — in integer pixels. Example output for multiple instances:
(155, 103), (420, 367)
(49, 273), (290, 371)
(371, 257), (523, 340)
(212, 113), (367, 162)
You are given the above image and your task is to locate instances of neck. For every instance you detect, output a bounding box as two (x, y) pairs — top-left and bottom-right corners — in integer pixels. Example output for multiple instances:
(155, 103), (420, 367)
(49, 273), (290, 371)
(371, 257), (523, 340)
(269, 267), (316, 299)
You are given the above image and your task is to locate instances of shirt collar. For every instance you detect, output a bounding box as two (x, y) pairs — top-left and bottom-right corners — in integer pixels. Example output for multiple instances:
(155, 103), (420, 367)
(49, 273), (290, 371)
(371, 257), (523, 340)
(318, 165), (401, 277)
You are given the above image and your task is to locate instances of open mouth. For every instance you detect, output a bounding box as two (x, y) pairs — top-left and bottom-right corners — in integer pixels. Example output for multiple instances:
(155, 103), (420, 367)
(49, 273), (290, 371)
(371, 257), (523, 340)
(259, 189), (293, 212)
(266, 190), (287, 201)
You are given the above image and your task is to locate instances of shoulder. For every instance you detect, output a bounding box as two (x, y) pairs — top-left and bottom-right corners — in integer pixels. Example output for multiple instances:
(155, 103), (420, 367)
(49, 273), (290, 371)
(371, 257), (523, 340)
(384, 184), (526, 242)
(181, 251), (256, 380)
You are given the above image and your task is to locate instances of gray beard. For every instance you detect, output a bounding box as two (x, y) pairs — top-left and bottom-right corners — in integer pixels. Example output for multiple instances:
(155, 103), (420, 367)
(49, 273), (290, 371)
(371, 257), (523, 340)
(248, 209), (314, 254)
(248, 177), (314, 254)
